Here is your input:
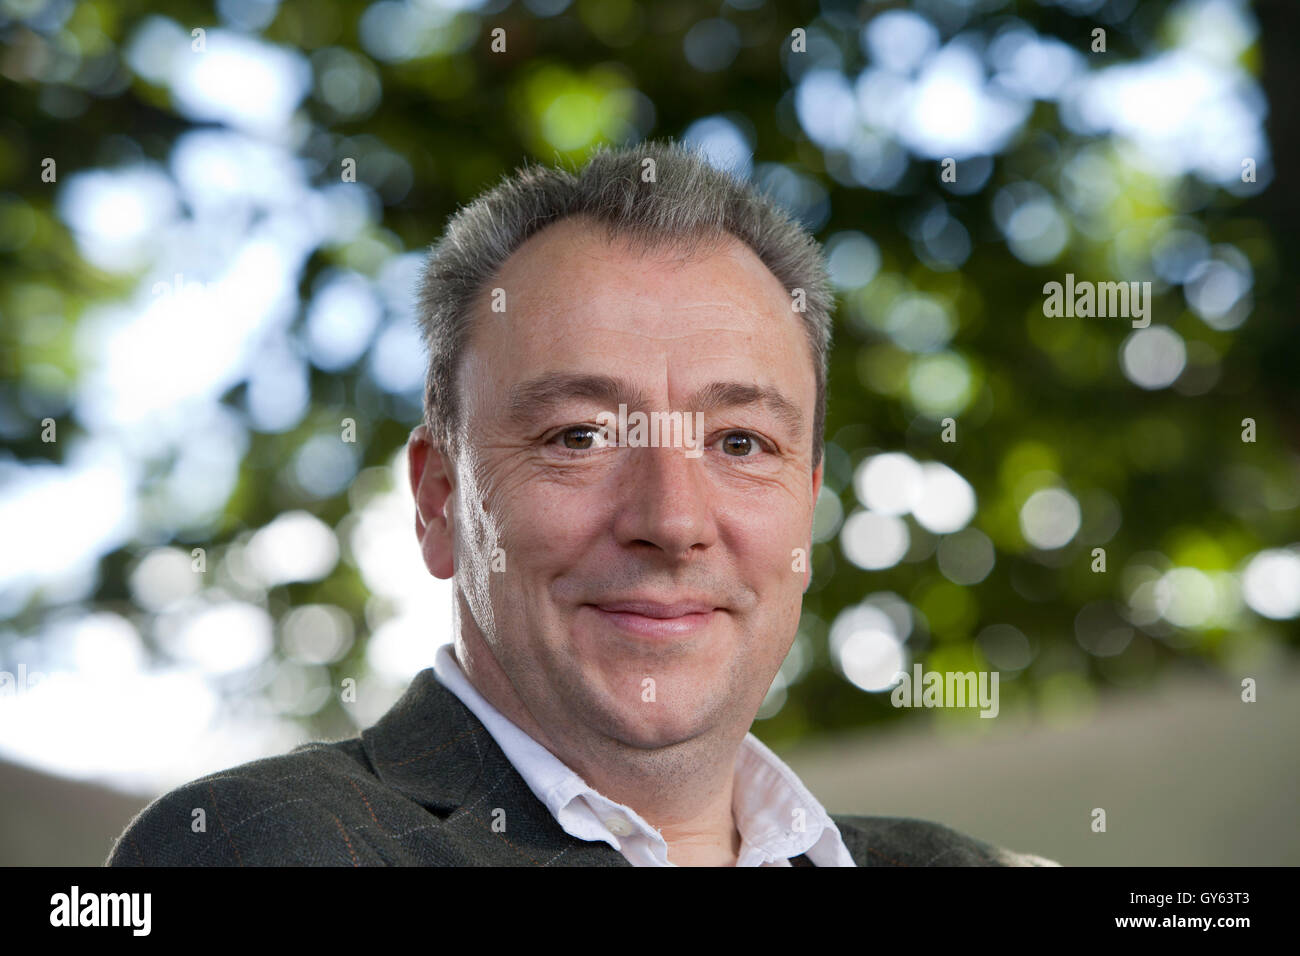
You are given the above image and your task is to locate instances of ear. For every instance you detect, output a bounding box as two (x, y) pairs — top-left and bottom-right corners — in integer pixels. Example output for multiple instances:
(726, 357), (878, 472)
(407, 424), (455, 579)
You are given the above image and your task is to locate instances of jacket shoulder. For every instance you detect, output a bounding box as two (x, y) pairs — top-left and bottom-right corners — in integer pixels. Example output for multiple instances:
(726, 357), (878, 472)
(105, 738), (384, 866)
(831, 814), (1062, 867)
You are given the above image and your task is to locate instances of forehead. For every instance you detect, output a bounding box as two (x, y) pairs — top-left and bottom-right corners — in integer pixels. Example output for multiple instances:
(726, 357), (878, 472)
(462, 216), (812, 390)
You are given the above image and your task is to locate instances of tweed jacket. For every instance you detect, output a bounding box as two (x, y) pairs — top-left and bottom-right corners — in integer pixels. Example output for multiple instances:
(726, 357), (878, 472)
(106, 667), (1060, 867)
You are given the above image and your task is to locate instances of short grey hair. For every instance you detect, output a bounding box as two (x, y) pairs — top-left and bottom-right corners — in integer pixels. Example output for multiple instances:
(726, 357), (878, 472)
(416, 138), (834, 470)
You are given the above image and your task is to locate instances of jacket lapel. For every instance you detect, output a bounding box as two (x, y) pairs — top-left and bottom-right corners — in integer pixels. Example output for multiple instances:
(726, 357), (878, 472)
(360, 667), (632, 866)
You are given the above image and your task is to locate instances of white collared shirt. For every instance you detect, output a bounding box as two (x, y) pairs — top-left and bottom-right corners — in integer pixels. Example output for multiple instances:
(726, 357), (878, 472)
(432, 642), (856, 867)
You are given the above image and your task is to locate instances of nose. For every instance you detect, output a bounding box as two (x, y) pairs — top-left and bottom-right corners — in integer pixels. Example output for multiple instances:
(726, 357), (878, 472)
(613, 442), (718, 562)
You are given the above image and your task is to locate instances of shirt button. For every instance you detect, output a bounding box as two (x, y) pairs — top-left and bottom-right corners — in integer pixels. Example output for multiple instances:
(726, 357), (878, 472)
(604, 816), (635, 836)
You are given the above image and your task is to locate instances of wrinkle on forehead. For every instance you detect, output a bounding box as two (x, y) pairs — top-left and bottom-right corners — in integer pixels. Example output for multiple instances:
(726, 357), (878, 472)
(458, 213), (816, 442)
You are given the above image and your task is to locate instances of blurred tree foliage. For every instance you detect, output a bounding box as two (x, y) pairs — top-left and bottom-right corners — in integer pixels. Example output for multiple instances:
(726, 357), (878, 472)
(1, 0), (1296, 753)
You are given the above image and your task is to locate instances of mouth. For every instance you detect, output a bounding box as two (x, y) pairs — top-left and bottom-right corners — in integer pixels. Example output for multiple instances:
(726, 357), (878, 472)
(585, 600), (722, 639)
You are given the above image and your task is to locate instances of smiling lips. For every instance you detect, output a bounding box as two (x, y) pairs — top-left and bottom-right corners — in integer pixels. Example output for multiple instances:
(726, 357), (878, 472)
(588, 599), (721, 639)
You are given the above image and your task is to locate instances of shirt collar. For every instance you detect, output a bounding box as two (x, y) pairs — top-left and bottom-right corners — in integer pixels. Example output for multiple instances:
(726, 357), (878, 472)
(432, 642), (854, 866)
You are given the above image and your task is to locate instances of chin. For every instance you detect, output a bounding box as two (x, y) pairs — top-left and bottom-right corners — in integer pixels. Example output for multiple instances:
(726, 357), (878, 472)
(606, 714), (705, 751)
(585, 681), (723, 750)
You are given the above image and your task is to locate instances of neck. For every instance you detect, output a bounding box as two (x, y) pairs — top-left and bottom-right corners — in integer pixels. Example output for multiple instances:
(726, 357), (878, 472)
(452, 631), (748, 866)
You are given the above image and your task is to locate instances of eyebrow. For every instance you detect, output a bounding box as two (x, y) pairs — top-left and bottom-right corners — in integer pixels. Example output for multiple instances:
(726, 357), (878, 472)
(505, 372), (805, 441)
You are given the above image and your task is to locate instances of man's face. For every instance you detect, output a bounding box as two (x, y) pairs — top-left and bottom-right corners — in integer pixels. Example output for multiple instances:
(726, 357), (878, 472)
(422, 215), (822, 753)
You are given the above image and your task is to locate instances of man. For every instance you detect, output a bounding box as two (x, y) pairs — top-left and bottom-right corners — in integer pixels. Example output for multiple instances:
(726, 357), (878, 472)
(108, 140), (1058, 867)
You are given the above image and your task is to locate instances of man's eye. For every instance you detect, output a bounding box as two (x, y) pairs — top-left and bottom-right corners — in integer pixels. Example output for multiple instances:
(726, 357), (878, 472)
(556, 426), (604, 450)
(720, 432), (763, 457)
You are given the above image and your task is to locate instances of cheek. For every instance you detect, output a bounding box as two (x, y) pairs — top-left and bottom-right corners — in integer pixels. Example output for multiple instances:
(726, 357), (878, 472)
(724, 498), (813, 578)
(493, 484), (605, 582)
(452, 488), (498, 582)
